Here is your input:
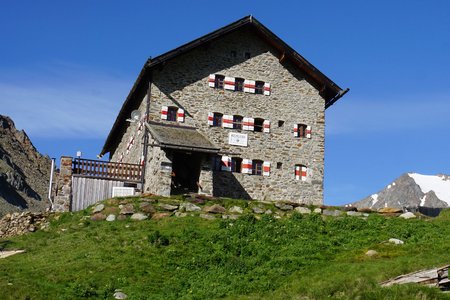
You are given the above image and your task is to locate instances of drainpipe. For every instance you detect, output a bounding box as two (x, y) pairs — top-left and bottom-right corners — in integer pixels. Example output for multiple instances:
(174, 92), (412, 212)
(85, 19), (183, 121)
(48, 157), (55, 209)
(141, 69), (152, 191)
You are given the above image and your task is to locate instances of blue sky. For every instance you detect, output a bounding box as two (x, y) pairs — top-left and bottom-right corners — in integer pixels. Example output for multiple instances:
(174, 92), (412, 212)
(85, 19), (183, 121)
(1, 1), (449, 205)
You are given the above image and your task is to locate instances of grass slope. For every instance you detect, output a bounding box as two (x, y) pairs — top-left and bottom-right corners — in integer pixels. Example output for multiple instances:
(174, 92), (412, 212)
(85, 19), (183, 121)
(1, 197), (450, 299)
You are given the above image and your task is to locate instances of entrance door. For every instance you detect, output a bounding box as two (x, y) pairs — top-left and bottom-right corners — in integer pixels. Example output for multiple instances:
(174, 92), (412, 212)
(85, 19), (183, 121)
(171, 152), (202, 194)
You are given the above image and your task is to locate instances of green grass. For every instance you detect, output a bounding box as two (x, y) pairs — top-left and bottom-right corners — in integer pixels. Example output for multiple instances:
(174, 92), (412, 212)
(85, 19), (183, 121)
(1, 200), (450, 299)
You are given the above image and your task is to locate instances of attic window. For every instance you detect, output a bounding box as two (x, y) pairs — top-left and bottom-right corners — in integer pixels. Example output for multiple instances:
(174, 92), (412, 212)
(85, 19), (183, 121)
(167, 106), (178, 122)
(235, 78), (244, 92)
(215, 75), (225, 89)
(255, 81), (264, 94)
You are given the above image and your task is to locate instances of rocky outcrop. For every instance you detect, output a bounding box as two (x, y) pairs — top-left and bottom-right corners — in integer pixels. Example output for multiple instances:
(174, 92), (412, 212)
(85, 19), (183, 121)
(0, 211), (51, 238)
(0, 115), (52, 217)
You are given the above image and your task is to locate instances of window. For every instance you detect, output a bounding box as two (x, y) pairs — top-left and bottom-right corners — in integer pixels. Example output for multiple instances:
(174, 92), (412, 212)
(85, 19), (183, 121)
(233, 115), (243, 130)
(231, 157), (242, 173)
(277, 162), (283, 170)
(215, 75), (225, 89)
(167, 106), (178, 122)
(278, 120), (285, 127)
(213, 113), (223, 127)
(255, 81), (264, 94)
(252, 160), (263, 176)
(295, 124), (308, 138)
(235, 78), (244, 92)
(295, 164), (307, 181)
(254, 118), (264, 132)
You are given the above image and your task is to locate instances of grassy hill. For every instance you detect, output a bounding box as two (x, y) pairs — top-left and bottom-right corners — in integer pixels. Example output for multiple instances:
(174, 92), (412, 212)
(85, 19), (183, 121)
(1, 196), (450, 299)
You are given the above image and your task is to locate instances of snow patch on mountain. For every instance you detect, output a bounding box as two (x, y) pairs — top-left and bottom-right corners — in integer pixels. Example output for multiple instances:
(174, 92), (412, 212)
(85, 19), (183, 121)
(370, 194), (378, 207)
(408, 173), (450, 205)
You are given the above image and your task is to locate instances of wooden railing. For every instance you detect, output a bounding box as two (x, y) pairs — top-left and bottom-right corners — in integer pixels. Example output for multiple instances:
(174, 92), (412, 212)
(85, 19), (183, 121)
(72, 158), (142, 182)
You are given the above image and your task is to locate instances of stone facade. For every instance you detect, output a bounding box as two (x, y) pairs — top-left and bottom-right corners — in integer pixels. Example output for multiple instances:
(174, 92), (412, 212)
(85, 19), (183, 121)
(53, 156), (72, 212)
(107, 23), (342, 205)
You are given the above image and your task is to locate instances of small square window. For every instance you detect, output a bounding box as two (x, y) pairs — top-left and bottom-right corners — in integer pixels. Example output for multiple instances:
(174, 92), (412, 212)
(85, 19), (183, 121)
(252, 160), (263, 176)
(167, 106), (178, 122)
(215, 75), (225, 89)
(213, 112), (223, 127)
(278, 120), (284, 127)
(233, 115), (243, 130)
(255, 81), (264, 94)
(276, 162), (282, 169)
(235, 78), (244, 92)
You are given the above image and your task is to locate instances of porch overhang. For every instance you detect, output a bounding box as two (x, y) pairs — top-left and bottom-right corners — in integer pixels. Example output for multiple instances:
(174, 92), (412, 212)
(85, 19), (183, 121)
(145, 122), (220, 154)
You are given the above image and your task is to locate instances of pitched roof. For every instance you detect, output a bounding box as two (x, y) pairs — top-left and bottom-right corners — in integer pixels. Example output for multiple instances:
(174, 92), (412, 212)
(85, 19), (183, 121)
(100, 16), (348, 156)
(145, 122), (220, 153)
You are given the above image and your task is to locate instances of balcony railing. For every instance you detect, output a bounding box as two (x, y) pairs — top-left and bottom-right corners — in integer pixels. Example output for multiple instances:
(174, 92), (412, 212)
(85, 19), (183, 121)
(72, 158), (142, 182)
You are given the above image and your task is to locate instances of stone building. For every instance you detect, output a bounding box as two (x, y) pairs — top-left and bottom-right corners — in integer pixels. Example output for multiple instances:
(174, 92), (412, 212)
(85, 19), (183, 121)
(99, 16), (348, 205)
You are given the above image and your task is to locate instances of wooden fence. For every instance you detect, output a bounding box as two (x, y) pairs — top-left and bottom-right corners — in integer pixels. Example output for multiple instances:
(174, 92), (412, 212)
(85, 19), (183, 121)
(72, 177), (125, 211)
(72, 158), (142, 182)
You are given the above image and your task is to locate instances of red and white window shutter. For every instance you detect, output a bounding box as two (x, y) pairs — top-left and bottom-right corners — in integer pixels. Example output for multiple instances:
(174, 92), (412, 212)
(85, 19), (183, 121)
(207, 112), (214, 126)
(224, 76), (235, 91)
(222, 115), (233, 128)
(161, 106), (168, 120)
(244, 79), (255, 93)
(208, 74), (216, 88)
(263, 120), (270, 133)
(306, 125), (312, 139)
(301, 166), (307, 181)
(263, 161), (271, 176)
(293, 124), (299, 137)
(243, 117), (254, 131)
(264, 82), (271, 96)
(242, 159), (252, 174)
(295, 165), (307, 181)
(221, 156), (231, 172)
(177, 108), (185, 122)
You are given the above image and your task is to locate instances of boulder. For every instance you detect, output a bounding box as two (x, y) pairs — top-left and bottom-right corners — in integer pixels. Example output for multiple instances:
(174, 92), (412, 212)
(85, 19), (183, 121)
(378, 207), (403, 214)
(228, 206), (243, 214)
(130, 213), (148, 221)
(203, 204), (226, 214)
(323, 209), (343, 217)
(222, 214), (239, 220)
(179, 202), (201, 212)
(399, 212), (416, 219)
(252, 207), (265, 214)
(388, 238), (404, 245)
(106, 214), (116, 222)
(174, 212), (187, 217)
(365, 250), (378, 257)
(91, 213), (106, 221)
(140, 202), (156, 214)
(113, 291), (128, 299)
(265, 209), (273, 215)
(152, 212), (171, 220)
(294, 207), (311, 214)
(119, 204), (134, 215)
(159, 204), (178, 211)
(313, 208), (322, 214)
(347, 211), (363, 217)
(275, 203), (294, 211)
(92, 204), (105, 213)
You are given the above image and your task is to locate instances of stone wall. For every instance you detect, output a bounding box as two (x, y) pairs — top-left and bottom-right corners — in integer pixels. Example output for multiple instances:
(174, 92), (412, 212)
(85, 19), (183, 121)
(111, 28), (326, 205)
(53, 156), (72, 212)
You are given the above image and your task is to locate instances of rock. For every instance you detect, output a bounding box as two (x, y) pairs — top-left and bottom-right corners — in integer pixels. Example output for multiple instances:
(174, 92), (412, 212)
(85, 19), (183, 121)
(347, 211), (363, 217)
(152, 212), (171, 220)
(313, 208), (322, 214)
(179, 202), (201, 212)
(399, 212), (416, 219)
(228, 206), (243, 214)
(106, 214), (116, 222)
(323, 209), (343, 217)
(365, 250), (378, 257)
(294, 207), (311, 214)
(203, 204), (226, 214)
(130, 213), (148, 221)
(92, 204), (105, 213)
(275, 203), (294, 211)
(265, 209), (273, 215)
(119, 204), (134, 215)
(252, 207), (265, 214)
(117, 215), (127, 221)
(378, 207), (403, 214)
(200, 214), (215, 220)
(113, 291), (128, 299)
(91, 213), (106, 221)
(175, 212), (187, 217)
(222, 214), (239, 220)
(389, 238), (404, 245)
(159, 204), (179, 211)
(140, 202), (155, 214)
(357, 207), (373, 213)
